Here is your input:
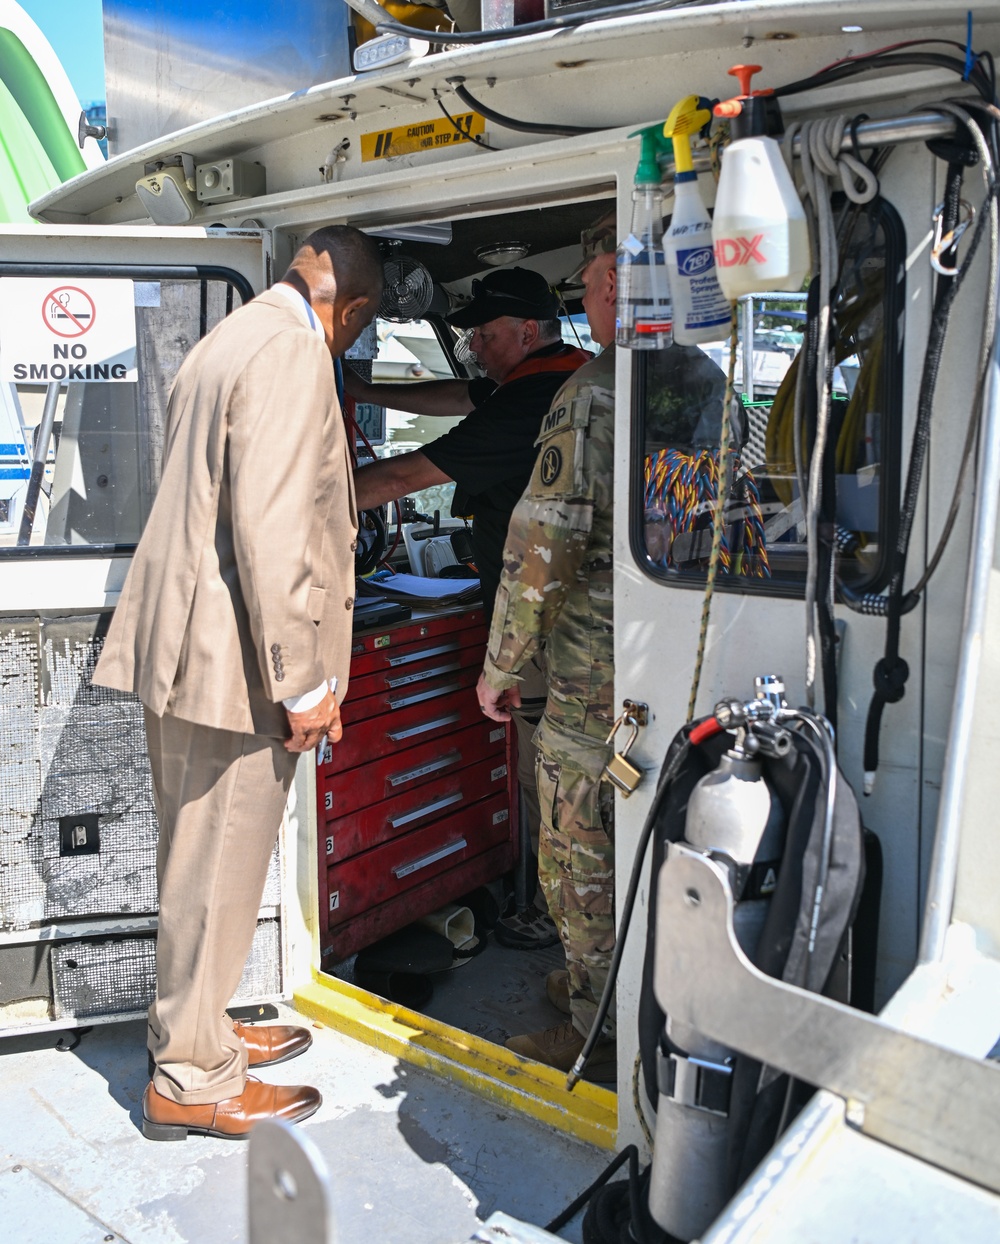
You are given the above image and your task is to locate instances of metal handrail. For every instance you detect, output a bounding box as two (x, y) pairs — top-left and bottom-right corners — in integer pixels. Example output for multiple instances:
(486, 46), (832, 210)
(919, 321), (1000, 962)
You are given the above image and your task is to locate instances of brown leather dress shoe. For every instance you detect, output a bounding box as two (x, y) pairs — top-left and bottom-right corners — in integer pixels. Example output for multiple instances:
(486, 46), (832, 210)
(232, 1021), (313, 1067)
(142, 1077), (321, 1141)
(147, 1021), (312, 1078)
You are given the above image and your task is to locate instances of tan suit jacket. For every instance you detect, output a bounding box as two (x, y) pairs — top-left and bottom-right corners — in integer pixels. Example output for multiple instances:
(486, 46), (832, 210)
(94, 288), (357, 737)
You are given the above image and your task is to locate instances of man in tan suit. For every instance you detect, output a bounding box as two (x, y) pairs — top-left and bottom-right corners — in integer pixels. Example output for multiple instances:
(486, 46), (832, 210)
(94, 226), (383, 1140)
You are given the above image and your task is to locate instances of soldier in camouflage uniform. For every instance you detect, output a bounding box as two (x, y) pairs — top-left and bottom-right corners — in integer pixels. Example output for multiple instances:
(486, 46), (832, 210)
(478, 211), (618, 1080)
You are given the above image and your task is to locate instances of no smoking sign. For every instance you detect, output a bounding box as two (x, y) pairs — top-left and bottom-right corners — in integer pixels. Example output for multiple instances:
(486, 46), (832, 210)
(43, 286), (97, 338)
(0, 277), (137, 383)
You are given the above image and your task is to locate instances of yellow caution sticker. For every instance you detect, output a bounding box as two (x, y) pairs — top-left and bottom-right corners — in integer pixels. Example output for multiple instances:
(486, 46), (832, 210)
(360, 113), (484, 162)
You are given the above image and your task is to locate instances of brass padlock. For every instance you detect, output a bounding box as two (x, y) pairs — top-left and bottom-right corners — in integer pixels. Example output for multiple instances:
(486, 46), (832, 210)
(604, 714), (643, 796)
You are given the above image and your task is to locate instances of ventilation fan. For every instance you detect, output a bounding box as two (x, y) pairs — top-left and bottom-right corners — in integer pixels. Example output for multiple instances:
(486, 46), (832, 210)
(379, 251), (434, 322)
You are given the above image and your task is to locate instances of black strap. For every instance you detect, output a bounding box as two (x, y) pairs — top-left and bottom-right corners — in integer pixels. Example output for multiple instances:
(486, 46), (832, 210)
(863, 158), (967, 779)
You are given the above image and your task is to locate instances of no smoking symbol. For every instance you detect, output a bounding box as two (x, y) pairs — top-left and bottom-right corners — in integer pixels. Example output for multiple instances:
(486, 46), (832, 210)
(42, 286), (96, 338)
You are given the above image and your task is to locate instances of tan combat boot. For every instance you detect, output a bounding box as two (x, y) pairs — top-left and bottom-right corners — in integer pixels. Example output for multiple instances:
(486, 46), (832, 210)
(506, 1019), (616, 1082)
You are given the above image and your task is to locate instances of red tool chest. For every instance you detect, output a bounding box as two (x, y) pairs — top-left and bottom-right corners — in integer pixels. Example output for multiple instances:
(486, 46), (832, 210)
(317, 606), (518, 965)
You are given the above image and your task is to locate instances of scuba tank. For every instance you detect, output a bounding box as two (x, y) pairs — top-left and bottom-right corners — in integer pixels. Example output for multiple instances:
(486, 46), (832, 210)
(573, 676), (868, 1243)
(663, 95), (733, 345)
(648, 680), (788, 1242)
(711, 64), (811, 300)
(616, 124), (674, 348)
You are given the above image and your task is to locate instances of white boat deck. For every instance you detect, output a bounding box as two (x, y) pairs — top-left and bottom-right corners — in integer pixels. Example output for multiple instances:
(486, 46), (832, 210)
(0, 1002), (609, 1244)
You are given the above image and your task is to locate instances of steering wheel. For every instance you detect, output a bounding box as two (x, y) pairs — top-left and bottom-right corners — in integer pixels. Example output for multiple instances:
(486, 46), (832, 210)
(355, 507), (387, 577)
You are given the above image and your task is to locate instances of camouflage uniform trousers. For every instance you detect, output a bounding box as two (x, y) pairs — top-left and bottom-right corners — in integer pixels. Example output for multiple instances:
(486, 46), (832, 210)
(536, 752), (616, 1040)
(509, 647), (548, 869)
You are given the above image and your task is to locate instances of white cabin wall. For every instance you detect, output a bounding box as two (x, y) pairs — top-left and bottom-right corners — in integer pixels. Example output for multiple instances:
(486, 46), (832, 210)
(612, 70), (998, 1150)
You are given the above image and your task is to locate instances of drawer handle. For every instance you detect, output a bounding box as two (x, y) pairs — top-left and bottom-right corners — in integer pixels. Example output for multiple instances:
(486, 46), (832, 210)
(384, 661), (462, 690)
(387, 711), (461, 742)
(386, 640), (461, 668)
(388, 681), (461, 710)
(393, 837), (467, 879)
(388, 750), (462, 787)
(389, 790), (463, 830)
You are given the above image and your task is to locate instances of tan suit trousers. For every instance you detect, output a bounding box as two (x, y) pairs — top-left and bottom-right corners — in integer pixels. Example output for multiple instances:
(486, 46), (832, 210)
(143, 709), (297, 1105)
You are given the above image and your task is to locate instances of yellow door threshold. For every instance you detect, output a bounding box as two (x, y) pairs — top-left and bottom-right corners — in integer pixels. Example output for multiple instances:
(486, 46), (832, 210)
(294, 971), (617, 1150)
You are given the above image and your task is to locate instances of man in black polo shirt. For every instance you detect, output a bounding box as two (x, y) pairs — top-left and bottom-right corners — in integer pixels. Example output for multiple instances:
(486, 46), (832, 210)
(348, 267), (591, 949)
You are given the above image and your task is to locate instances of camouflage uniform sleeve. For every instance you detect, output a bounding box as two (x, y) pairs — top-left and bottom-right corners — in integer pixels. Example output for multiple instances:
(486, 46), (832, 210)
(482, 373), (601, 691)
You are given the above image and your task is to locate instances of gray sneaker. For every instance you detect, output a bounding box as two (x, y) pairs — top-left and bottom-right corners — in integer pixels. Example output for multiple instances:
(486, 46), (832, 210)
(494, 906), (560, 950)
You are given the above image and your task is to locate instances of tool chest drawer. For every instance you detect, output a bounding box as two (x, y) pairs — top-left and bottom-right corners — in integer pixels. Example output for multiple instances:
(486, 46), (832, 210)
(325, 792), (512, 929)
(319, 682), (487, 775)
(320, 719), (507, 817)
(347, 640), (486, 704)
(349, 611), (486, 675)
(345, 660), (480, 719)
(323, 752), (510, 862)
(317, 606), (517, 967)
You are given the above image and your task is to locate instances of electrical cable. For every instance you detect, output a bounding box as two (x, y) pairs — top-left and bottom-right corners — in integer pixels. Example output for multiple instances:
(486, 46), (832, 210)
(818, 37), (991, 80)
(903, 100), (1000, 599)
(450, 80), (606, 137)
(545, 1144), (639, 1233)
(435, 95), (499, 151)
(861, 101), (999, 786)
(772, 51), (997, 107)
(565, 731), (694, 1090)
(376, 0), (707, 46)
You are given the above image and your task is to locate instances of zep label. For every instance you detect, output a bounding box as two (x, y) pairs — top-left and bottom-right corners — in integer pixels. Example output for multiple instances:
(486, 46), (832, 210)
(0, 277), (138, 383)
(676, 245), (716, 278)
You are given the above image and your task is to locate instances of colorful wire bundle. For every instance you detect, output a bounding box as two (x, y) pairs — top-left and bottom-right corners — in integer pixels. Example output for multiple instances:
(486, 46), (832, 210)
(644, 447), (770, 577)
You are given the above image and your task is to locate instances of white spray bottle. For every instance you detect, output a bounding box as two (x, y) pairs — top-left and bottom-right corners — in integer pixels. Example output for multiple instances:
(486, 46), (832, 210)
(710, 64), (811, 300)
(662, 95), (733, 345)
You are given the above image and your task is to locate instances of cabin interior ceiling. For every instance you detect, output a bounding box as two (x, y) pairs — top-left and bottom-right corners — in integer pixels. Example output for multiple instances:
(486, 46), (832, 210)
(377, 199), (615, 288)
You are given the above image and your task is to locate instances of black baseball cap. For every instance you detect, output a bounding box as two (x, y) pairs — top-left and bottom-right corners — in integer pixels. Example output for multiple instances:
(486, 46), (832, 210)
(447, 267), (560, 328)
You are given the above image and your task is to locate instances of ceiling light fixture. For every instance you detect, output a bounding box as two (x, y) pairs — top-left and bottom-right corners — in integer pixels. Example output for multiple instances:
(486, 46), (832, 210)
(474, 241), (531, 266)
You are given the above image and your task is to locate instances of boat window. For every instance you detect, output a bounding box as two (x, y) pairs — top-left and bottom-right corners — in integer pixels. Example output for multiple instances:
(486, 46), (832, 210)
(361, 315), (463, 519)
(0, 271), (251, 555)
(631, 197), (904, 597)
(560, 311), (596, 354)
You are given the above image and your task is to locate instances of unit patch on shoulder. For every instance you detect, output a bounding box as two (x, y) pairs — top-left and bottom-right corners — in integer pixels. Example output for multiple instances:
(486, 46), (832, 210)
(540, 445), (563, 486)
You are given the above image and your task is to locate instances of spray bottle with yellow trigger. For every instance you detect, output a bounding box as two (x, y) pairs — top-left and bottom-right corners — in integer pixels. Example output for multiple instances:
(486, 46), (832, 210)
(711, 64), (811, 300)
(663, 95), (733, 345)
(616, 124), (673, 349)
